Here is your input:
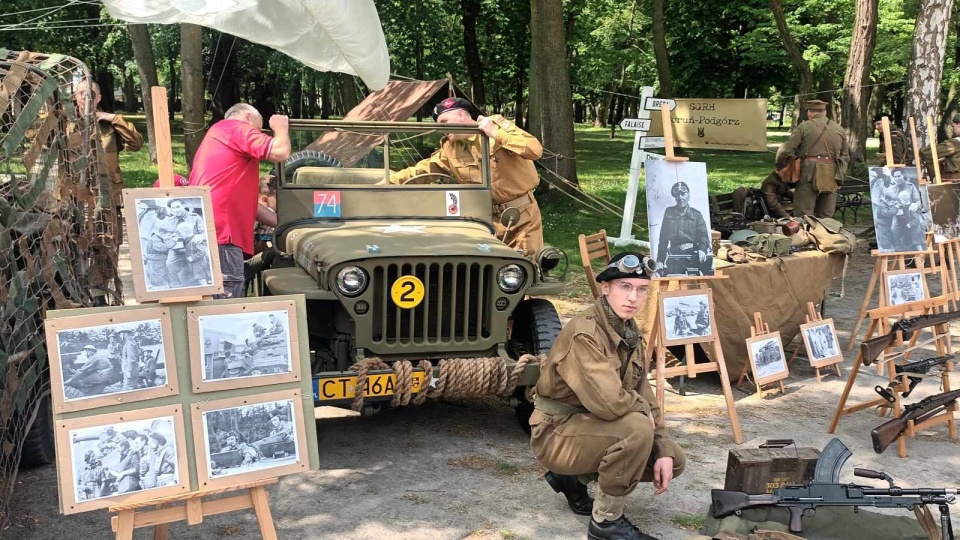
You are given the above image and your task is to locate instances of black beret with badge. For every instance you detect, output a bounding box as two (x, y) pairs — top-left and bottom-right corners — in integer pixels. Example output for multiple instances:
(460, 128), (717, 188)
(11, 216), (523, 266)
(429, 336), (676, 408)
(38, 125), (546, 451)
(596, 251), (656, 282)
(433, 97), (477, 120)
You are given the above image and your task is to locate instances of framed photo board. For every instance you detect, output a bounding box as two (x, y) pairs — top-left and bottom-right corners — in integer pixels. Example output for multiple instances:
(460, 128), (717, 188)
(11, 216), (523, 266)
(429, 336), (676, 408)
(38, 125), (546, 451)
(645, 161), (714, 278)
(123, 187), (223, 302)
(44, 307), (179, 414)
(187, 299), (301, 393)
(55, 404), (189, 514)
(883, 269), (928, 306)
(867, 166), (931, 253)
(927, 182), (960, 243)
(745, 332), (790, 386)
(191, 389), (310, 490)
(799, 319), (843, 369)
(659, 289), (716, 346)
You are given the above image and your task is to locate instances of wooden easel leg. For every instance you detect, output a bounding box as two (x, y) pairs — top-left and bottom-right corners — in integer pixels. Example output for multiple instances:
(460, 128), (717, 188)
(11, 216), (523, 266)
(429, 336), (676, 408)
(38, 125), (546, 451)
(828, 350), (866, 433)
(250, 486), (278, 540)
(712, 345), (743, 444)
(897, 434), (908, 458)
(153, 503), (169, 540)
(847, 258), (882, 351)
(116, 509), (135, 540)
(656, 345), (667, 411)
(814, 367), (822, 384)
(833, 363), (841, 377)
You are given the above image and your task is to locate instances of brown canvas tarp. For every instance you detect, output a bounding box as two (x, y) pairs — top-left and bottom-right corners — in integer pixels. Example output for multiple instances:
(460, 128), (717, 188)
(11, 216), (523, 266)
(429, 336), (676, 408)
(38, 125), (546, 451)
(306, 79), (467, 167)
(637, 251), (845, 381)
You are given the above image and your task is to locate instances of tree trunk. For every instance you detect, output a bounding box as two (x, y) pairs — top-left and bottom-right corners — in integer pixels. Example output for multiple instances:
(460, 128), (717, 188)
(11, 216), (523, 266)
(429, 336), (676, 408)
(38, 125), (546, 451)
(841, 0), (879, 165)
(460, 0), (486, 108)
(940, 11), (960, 139)
(527, 13), (542, 141)
(337, 73), (360, 115)
(168, 57), (177, 122)
(121, 74), (138, 113)
(95, 69), (116, 112)
(904, 0), (956, 147)
(513, 66), (525, 128)
(127, 24), (160, 162)
(321, 74), (332, 119)
(530, 0), (577, 186)
(180, 23), (206, 170)
(771, 0), (813, 126)
(652, 0), (672, 98)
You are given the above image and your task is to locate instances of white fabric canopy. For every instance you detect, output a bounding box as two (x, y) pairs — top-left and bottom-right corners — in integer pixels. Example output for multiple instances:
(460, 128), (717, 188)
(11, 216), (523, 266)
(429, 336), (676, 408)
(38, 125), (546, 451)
(103, 0), (390, 90)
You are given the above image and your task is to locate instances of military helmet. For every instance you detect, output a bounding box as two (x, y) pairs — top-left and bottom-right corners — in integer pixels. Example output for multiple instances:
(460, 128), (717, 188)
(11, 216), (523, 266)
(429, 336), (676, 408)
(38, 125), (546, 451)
(729, 229), (758, 246)
(671, 181), (690, 197)
(226, 359), (244, 370)
(82, 344), (97, 351)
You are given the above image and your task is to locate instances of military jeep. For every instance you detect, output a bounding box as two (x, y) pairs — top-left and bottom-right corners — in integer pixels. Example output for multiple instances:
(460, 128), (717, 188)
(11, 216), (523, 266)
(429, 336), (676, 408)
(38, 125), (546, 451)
(256, 120), (564, 426)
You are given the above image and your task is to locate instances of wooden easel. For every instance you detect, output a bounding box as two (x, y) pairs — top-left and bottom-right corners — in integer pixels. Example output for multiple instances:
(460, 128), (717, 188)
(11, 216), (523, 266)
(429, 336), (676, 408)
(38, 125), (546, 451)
(787, 302), (842, 382)
(845, 250), (936, 351)
(827, 296), (952, 457)
(110, 479), (278, 540)
(645, 275), (743, 444)
(737, 312), (787, 395)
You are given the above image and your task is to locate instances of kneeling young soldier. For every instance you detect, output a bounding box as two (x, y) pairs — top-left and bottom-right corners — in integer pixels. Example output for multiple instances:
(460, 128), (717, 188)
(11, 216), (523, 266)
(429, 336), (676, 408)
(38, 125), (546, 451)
(530, 252), (686, 540)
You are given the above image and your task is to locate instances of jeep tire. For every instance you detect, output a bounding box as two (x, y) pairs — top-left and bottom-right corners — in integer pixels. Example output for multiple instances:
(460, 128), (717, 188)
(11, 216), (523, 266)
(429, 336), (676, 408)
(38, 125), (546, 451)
(19, 391), (55, 468)
(509, 298), (562, 433)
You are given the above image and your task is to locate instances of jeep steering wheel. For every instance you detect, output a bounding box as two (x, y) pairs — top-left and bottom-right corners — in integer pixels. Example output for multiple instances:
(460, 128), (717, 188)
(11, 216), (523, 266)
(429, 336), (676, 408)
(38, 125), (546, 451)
(400, 172), (457, 185)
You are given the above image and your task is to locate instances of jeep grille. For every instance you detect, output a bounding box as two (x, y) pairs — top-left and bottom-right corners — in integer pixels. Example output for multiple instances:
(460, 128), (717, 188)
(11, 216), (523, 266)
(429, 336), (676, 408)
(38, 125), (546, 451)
(371, 261), (493, 345)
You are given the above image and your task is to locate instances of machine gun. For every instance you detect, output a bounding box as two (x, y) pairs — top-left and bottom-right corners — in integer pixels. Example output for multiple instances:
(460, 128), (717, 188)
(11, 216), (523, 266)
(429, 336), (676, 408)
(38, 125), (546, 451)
(861, 310), (960, 367)
(711, 439), (958, 539)
(871, 388), (960, 454)
(875, 354), (954, 403)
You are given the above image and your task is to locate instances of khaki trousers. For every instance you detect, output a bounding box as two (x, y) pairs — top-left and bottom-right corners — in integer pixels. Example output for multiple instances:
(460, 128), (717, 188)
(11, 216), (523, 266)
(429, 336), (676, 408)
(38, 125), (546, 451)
(493, 196), (544, 257)
(792, 161), (837, 219)
(530, 410), (686, 497)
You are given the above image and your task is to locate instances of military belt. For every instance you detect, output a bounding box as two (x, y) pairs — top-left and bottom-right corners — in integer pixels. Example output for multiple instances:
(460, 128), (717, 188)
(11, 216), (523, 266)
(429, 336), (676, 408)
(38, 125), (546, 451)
(534, 394), (588, 417)
(492, 192), (533, 214)
(803, 156), (835, 162)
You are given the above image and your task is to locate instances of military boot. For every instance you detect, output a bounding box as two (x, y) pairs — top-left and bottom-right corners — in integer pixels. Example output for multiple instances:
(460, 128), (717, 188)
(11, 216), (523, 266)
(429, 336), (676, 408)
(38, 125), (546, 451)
(543, 471), (593, 516)
(587, 490), (659, 540)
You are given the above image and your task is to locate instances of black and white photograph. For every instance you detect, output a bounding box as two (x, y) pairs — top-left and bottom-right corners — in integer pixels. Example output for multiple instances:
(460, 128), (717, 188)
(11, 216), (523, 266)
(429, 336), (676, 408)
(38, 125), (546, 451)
(802, 323), (839, 361)
(198, 309), (293, 382)
(68, 416), (180, 503)
(885, 270), (927, 306)
(927, 183), (960, 243)
(123, 187), (223, 302)
(645, 160), (714, 278)
(661, 291), (713, 344)
(45, 307), (178, 413)
(869, 166), (932, 253)
(55, 320), (167, 400)
(200, 399), (300, 480)
(747, 334), (788, 382)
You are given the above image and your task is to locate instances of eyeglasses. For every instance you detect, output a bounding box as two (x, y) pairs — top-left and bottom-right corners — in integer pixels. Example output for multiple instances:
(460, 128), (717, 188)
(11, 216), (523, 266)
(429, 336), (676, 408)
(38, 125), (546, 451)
(613, 280), (648, 296)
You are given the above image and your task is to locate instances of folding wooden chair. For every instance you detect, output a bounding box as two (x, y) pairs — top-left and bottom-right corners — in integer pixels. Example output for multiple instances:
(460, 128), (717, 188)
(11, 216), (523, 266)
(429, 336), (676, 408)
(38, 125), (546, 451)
(578, 229), (611, 299)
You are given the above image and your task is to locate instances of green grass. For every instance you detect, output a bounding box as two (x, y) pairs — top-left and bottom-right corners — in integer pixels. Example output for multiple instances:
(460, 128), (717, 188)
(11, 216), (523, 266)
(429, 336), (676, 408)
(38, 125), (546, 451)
(115, 116), (795, 297)
(670, 513), (706, 531)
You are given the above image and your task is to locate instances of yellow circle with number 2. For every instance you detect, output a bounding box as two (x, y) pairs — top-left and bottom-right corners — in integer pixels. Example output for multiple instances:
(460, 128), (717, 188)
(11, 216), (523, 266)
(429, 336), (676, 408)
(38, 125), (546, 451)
(391, 275), (425, 309)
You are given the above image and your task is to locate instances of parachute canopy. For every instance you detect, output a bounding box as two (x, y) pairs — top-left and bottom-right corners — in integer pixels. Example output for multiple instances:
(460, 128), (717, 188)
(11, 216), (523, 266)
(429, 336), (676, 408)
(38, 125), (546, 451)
(103, 0), (390, 90)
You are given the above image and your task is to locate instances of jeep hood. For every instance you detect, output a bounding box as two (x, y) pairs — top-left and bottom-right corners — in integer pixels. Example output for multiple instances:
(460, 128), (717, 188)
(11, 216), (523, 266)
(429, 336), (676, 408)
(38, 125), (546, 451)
(285, 220), (523, 282)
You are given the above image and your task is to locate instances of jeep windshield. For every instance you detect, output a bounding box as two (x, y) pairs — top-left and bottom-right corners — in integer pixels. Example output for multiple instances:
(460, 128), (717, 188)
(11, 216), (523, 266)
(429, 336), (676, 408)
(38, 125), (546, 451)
(281, 120), (492, 189)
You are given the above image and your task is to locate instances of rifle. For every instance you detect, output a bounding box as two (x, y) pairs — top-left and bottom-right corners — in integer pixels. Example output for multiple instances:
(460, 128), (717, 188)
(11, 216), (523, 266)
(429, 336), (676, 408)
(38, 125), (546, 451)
(875, 354), (955, 403)
(711, 439), (958, 539)
(861, 310), (960, 366)
(871, 388), (960, 454)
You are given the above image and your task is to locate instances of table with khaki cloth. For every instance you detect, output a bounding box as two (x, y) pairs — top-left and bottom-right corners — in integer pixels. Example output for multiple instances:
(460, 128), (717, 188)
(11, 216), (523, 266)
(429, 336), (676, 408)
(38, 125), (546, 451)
(637, 250), (846, 381)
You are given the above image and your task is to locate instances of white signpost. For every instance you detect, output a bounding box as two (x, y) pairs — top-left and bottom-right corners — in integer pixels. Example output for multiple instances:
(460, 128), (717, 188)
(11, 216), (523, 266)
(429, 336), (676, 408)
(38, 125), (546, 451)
(613, 86), (667, 248)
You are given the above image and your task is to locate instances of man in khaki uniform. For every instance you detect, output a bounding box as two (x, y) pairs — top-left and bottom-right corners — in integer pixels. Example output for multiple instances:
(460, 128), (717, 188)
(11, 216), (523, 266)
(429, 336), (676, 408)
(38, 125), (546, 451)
(873, 112), (910, 166)
(530, 252), (686, 540)
(75, 80), (143, 241)
(388, 97), (544, 256)
(759, 170), (793, 219)
(775, 100), (849, 219)
(920, 113), (960, 182)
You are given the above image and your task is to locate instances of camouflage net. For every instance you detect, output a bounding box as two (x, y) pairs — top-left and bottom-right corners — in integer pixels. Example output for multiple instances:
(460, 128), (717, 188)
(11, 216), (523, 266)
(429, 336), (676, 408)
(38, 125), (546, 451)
(0, 50), (121, 529)
(347, 354), (542, 412)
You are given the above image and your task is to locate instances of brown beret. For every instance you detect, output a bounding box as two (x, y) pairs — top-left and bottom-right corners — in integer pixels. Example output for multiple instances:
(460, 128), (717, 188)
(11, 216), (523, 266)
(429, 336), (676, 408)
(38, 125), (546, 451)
(433, 97), (476, 120)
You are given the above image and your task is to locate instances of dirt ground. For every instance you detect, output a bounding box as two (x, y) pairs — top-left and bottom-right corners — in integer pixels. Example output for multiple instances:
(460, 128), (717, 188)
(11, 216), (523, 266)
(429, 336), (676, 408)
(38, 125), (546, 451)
(6, 231), (960, 540)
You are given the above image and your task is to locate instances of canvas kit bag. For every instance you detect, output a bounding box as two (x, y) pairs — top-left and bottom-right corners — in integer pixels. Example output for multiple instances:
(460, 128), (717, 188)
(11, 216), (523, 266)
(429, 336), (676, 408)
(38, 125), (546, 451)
(749, 233), (791, 258)
(803, 216), (856, 255)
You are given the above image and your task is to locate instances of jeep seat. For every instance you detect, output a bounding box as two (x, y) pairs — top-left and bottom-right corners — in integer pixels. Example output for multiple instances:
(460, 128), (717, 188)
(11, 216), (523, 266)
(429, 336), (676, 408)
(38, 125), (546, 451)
(292, 166), (384, 186)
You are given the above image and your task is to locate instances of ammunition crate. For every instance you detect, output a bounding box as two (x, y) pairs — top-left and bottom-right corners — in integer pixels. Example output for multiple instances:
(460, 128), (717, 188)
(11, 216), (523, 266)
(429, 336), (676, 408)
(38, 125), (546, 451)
(724, 440), (820, 494)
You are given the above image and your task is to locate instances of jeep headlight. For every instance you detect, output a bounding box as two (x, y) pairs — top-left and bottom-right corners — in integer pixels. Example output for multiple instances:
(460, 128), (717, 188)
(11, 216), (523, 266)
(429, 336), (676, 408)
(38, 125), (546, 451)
(497, 264), (525, 293)
(336, 266), (368, 296)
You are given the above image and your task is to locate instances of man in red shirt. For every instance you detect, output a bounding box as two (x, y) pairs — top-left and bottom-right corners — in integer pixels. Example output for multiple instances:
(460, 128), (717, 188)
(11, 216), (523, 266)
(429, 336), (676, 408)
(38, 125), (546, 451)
(189, 103), (290, 299)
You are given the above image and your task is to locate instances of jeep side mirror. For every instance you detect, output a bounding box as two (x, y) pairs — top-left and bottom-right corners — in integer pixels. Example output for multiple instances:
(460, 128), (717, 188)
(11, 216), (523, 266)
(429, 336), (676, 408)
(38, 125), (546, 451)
(500, 207), (521, 228)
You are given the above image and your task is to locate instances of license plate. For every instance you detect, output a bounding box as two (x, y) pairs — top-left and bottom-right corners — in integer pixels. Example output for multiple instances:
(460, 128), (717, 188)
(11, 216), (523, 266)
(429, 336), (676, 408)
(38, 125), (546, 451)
(313, 371), (427, 401)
